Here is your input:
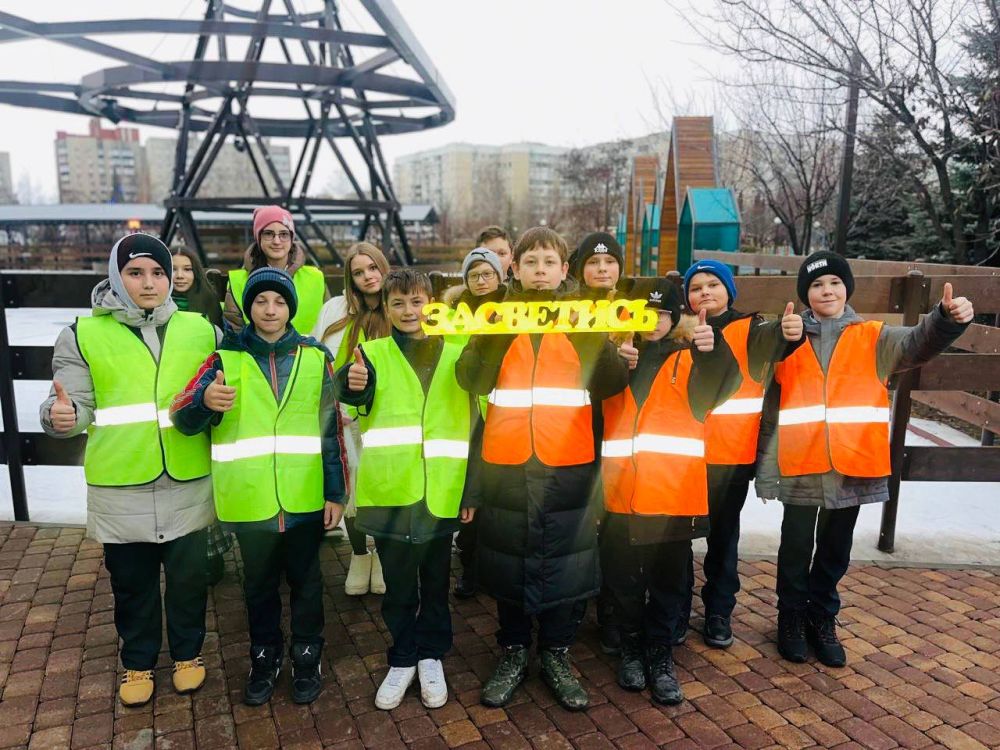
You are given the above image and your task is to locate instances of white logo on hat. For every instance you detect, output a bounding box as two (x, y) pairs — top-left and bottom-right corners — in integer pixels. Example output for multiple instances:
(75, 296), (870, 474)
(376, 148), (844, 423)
(594, 242), (608, 253)
(128, 252), (153, 259)
(649, 290), (663, 302)
(282, 217), (292, 229)
(806, 259), (829, 273)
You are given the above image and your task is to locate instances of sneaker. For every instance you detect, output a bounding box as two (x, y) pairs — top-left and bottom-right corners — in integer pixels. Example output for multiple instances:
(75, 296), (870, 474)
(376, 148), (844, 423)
(119, 669), (154, 707)
(481, 645), (529, 708)
(777, 609), (809, 663)
(172, 655), (206, 694)
(417, 658), (448, 708)
(807, 613), (847, 668)
(617, 633), (646, 692)
(645, 644), (683, 705)
(369, 550), (386, 595)
(244, 645), (282, 706)
(375, 666), (416, 710)
(290, 642), (323, 704)
(345, 552), (372, 596)
(703, 614), (734, 649)
(539, 647), (589, 712)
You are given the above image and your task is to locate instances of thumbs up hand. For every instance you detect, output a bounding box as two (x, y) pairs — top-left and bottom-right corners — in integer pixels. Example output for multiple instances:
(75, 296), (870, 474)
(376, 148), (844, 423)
(693, 308), (715, 352)
(618, 334), (639, 370)
(781, 301), (803, 341)
(941, 281), (974, 324)
(49, 379), (77, 433)
(347, 346), (369, 391)
(203, 369), (237, 413)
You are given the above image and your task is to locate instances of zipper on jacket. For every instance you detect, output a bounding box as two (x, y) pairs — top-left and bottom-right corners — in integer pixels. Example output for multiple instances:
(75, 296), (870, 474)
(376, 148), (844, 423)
(670, 350), (682, 384)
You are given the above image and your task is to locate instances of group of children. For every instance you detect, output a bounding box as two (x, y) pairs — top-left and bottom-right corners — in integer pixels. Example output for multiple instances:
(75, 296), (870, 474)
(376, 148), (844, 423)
(40, 206), (975, 714)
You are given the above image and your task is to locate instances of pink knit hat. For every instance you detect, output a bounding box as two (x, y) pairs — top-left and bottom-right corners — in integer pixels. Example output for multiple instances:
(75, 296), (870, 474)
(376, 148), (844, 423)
(252, 205), (295, 243)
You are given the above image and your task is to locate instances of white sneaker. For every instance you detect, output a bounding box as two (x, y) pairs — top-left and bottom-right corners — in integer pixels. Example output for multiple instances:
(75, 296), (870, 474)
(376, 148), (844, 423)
(375, 666), (416, 710)
(417, 658), (448, 708)
(345, 552), (372, 596)
(370, 550), (386, 595)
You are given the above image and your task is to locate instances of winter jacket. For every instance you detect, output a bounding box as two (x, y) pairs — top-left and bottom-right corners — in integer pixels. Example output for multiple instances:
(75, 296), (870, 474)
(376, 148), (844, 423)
(455, 278), (630, 613)
(604, 315), (742, 545)
(335, 327), (482, 543)
(222, 243), (330, 331)
(170, 324), (347, 531)
(755, 303), (969, 509)
(39, 280), (221, 545)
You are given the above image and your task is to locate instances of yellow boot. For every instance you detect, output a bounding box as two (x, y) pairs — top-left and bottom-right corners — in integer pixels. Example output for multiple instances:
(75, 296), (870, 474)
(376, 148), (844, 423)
(119, 669), (154, 706)
(173, 655), (206, 694)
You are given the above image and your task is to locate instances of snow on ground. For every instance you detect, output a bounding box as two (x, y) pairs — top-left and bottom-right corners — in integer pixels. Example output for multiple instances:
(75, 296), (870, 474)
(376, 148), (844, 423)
(2, 309), (998, 565)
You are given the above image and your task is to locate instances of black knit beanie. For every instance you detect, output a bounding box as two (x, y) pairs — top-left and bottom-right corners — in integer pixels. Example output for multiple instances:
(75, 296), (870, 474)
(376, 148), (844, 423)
(572, 232), (625, 280)
(639, 276), (682, 326)
(243, 267), (298, 321)
(797, 251), (855, 305)
(112, 233), (172, 275)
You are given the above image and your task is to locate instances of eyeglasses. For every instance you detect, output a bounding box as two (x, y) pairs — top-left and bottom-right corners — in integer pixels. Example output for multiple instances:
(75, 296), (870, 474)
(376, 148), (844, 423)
(469, 270), (497, 283)
(260, 230), (292, 242)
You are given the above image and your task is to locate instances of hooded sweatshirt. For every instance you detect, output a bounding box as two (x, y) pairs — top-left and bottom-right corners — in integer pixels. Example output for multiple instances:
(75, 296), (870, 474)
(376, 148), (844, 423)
(39, 277), (221, 544)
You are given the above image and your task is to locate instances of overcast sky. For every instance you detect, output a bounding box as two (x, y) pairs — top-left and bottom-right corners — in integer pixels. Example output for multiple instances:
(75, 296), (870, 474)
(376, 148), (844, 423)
(0, 0), (729, 202)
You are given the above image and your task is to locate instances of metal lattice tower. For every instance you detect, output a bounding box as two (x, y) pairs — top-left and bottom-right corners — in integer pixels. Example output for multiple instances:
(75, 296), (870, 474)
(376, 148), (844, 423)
(0, 1), (455, 265)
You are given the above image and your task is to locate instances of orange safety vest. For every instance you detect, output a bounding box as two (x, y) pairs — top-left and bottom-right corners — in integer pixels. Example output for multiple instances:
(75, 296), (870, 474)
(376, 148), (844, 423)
(705, 316), (765, 465)
(601, 349), (708, 517)
(482, 333), (594, 467)
(774, 320), (890, 478)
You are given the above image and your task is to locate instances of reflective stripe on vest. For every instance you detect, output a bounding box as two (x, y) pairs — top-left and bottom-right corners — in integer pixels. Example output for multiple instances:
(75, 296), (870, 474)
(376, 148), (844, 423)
(210, 347), (327, 521)
(355, 337), (471, 519)
(705, 316), (765, 464)
(601, 349), (708, 517)
(76, 311), (216, 487)
(774, 320), (890, 478)
(482, 333), (594, 467)
(228, 265), (327, 334)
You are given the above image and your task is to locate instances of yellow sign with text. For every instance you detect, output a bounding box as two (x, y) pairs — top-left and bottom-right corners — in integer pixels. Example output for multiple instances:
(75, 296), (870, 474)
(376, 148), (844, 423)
(421, 299), (658, 335)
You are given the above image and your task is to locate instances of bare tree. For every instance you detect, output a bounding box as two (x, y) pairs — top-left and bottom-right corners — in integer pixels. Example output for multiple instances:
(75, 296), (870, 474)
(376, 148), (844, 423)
(677, 0), (990, 263)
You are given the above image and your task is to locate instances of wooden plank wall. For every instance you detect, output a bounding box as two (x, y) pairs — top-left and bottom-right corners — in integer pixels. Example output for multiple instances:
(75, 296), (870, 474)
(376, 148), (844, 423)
(659, 117), (720, 274)
(624, 155), (660, 277)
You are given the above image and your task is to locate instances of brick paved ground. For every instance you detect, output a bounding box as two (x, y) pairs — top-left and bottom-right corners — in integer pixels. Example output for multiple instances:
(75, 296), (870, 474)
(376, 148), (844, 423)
(1, 522), (1000, 750)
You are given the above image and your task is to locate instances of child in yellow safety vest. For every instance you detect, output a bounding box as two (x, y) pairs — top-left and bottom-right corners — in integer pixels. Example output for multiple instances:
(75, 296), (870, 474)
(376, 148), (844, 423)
(171, 267), (346, 707)
(334, 268), (481, 712)
(40, 234), (220, 708)
(757, 251), (974, 667)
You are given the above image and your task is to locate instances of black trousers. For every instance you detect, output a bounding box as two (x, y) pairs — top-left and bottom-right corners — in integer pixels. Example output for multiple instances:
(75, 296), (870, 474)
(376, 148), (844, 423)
(695, 463), (753, 617)
(455, 514), (478, 572)
(235, 520), (325, 649)
(776, 504), (861, 617)
(496, 599), (587, 650)
(374, 535), (453, 667)
(103, 528), (208, 671)
(603, 520), (690, 647)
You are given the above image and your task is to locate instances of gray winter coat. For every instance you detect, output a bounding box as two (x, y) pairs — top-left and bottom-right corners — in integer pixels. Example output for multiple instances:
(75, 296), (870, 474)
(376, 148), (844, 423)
(39, 279), (221, 544)
(755, 303), (968, 509)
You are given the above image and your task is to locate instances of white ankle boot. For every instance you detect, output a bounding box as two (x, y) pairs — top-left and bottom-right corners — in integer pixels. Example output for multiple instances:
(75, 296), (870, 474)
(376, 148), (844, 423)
(345, 552), (372, 596)
(370, 550), (386, 595)
(375, 666), (416, 710)
(418, 658), (448, 708)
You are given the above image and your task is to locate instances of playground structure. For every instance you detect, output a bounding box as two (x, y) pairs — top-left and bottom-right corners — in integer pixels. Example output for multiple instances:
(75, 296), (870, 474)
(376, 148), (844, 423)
(0, 0), (455, 266)
(619, 117), (738, 275)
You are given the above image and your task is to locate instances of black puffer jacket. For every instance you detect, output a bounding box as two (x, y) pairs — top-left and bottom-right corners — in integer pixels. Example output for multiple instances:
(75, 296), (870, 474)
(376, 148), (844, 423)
(456, 279), (630, 613)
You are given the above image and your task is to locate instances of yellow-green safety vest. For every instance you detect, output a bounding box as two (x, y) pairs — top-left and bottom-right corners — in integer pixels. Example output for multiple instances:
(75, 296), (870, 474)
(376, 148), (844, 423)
(228, 265), (326, 334)
(76, 311), (216, 487)
(355, 337), (471, 519)
(333, 321), (368, 372)
(210, 346), (327, 522)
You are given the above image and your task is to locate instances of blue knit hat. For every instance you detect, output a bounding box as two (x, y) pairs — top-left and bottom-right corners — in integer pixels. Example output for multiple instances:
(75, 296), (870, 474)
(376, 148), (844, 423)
(243, 267), (298, 321)
(683, 260), (737, 308)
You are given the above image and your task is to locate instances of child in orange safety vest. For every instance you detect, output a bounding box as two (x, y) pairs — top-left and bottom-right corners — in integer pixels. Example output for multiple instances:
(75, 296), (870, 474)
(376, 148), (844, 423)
(756, 251), (974, 668)
(601, 277), (741, 705)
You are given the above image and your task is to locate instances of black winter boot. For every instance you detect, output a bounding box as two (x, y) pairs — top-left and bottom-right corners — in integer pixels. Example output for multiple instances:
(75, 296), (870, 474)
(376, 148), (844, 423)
(290, 642), (323, 704)
(777, 609), (809, 663)
(645, 644), (683, 705)
(540, 648), (589, 711)
(807, 612), (847, 667)
(703, 613), (734, 648)
(481, 646), (528, 707)
(454, 568), (477, 599)
(244, 644), (282, 706)
(597, 593), (621, 655)
(673, 598), (691, 646)
(617, 633), (646, 691)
